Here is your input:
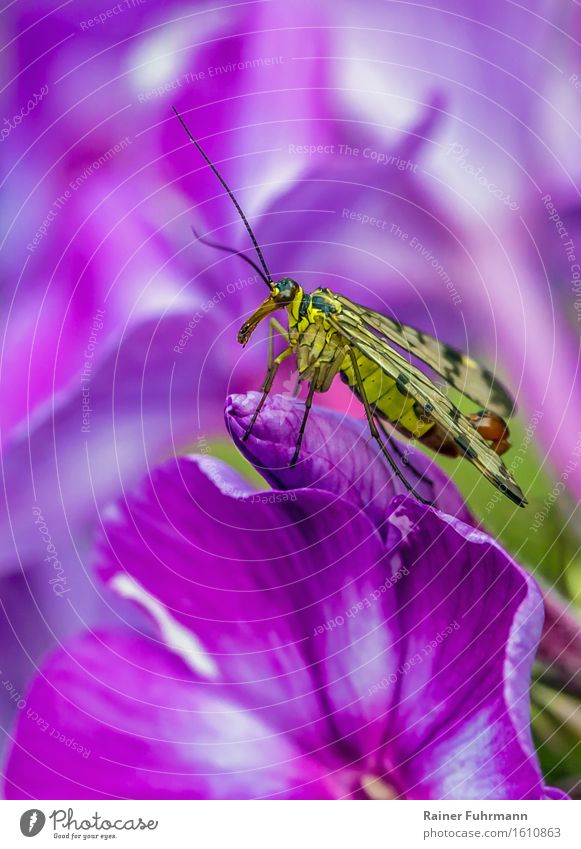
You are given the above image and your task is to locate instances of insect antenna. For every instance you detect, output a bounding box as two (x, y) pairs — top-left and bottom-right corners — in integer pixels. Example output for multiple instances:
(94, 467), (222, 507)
(190, 226), (271, 287)
(173, 106), (274, 290)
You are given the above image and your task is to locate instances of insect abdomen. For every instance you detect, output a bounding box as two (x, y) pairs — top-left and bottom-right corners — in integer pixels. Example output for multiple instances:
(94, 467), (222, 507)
(340, 350), (435, 438)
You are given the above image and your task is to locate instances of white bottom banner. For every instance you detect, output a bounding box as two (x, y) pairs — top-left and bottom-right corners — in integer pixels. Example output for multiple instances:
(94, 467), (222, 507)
(0, 799), (578, 848)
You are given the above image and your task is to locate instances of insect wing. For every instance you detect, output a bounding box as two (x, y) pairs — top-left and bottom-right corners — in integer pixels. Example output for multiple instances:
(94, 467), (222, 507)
(336, 295), (514, 417)
(330, 310), (526, 506)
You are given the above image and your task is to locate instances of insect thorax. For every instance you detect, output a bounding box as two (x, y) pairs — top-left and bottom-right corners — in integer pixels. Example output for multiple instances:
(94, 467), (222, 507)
(286, 287), (348, 391)
(287, 287), (342, 332)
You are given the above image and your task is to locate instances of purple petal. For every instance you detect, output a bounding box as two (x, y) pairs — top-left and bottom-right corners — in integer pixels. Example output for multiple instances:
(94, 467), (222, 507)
(0, 546), (126, 770)
(226, 392), (472, 534)
(95, 454), (399, 755)
(94, 452), (552, 796)
(2, 0), (332, 428)
(4, 458), (561, 800)
(4, 631), (347, 800)
(538, 585), (581, 692)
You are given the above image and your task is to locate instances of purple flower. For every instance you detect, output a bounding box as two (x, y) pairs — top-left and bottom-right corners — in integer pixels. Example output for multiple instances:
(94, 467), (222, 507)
(3, 0), (580, 603)
(1, 0), (579, 797)
(4, 397), (563, 799)
(226, 392), (473, 531)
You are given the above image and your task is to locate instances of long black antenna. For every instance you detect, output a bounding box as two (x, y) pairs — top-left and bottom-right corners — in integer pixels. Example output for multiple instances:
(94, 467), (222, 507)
(172, 106), (273, 290)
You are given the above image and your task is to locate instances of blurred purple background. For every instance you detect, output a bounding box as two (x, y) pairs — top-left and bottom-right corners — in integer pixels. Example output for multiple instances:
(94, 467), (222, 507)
(1, 0), (581, 795)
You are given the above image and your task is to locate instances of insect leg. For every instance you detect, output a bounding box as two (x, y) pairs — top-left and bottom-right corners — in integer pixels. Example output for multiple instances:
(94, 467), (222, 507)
(265, 317), (289, 375)
(375, 417), (434, 486)
(348, 348), (434, 506)
(243, 345), (294, 441)
(290, 382), (316, 466)
(266, 318), (302, 397)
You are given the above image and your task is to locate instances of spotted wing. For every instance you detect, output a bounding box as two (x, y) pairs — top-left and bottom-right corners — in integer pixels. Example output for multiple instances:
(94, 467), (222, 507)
(336, 295), (514, 416)
(329, 310), (526, 506)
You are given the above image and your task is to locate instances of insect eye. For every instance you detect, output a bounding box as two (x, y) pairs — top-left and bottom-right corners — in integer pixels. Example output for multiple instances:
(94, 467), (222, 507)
(273, 278), (298, 304)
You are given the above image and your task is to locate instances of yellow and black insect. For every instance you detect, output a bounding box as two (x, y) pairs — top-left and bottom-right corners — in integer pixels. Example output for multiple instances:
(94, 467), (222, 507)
(174, 107), (526, 507)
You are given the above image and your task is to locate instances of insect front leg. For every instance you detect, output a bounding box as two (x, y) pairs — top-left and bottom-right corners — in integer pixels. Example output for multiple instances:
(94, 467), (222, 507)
(375, 416), (434, 487)
(243, 345), (294, 442)
(347, 348), (434, 506)
(263, 317), (290, 385)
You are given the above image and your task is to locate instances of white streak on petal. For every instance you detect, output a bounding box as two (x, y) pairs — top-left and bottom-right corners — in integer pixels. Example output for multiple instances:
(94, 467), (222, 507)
(387, 507), (414, 540)
(109, 572), (218, 680)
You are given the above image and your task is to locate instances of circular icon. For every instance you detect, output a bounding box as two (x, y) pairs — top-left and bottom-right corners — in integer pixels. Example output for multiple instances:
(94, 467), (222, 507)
(19, 810), (46, 837)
